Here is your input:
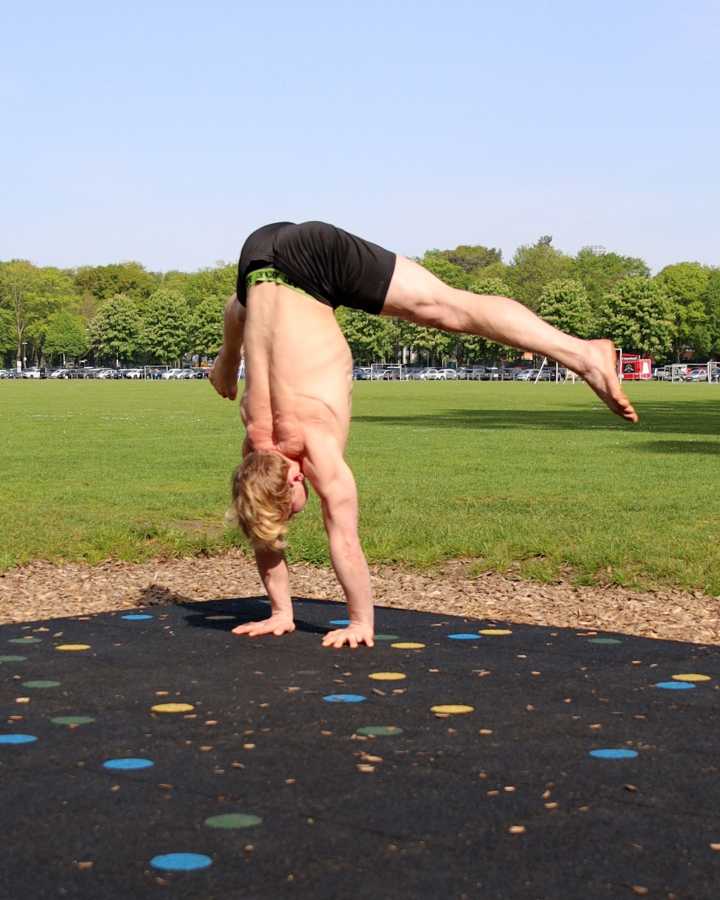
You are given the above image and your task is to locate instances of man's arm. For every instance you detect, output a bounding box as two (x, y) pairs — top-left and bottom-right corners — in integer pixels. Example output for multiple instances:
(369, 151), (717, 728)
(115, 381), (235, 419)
(209, 294), (246, 401)
(232, 546), (296, 637)
(304, 431), (374, 647)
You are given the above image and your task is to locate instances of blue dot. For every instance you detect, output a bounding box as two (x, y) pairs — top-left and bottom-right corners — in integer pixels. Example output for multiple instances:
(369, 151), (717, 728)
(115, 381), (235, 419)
(329, 619), (350, 626)
(323, 693), (366, 703)
(0, 734), (38, 745)
(589, 748), (639, 759)
(103, 757), (154, 770)
(655, 681), (696, 691)
(150, 853), (212, 872)
(121, 614), (154, 621)
(448, 633), (481, 640)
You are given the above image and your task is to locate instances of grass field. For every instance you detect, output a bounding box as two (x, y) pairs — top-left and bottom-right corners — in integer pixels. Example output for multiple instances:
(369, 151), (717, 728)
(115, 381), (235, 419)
(1, 380), (718, 594)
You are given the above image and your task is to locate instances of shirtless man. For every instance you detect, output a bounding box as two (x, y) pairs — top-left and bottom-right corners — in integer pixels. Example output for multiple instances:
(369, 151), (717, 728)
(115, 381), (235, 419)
(210, 221), (637, 650)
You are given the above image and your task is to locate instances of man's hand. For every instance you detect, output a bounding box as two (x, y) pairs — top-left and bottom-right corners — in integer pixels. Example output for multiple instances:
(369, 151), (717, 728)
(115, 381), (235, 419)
(232, 614), (296, 638)
(322, 623), (374, 649)
(209, 347), (241, 400)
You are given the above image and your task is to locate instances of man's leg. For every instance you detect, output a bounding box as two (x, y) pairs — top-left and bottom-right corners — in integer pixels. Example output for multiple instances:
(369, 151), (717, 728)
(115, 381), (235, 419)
(382, 256), (638, 422)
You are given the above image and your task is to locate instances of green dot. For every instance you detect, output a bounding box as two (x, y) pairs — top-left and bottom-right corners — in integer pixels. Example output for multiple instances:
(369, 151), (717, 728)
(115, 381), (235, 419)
(22, 680), (61, 689)
(356, 726), (404, 737)
(8, 637), (42, 645)
(205, 813), (262, 829)
(0, 655), (27, 663)
(374, 634), (401, 642)
(588, 638), (623, 645)
(50, 716), (95, 726)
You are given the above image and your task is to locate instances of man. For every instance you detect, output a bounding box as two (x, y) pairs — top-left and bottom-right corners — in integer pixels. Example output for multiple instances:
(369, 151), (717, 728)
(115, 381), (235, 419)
(210, 221), (637, 649)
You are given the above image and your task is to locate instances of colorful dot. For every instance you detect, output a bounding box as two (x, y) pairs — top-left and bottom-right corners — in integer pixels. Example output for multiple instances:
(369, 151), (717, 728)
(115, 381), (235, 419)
(55, 644), (91, 652)
(121, 614), (154, 621)
(323, 694), (366, 703)
(588, 638), (623, 645)
(151, 703), (195, 714)
(448, 633), (481, 641)
(8, 637), (42, 644)
(205, 813), (262, 829)
(51, 716), (95, 727)
(356, 726), (403, 737)
(655, 681), (696, 691)
(0, 655), (27, 663)
(22, 680), (61, 689)
(0, 734), (38, 745)
(368, 672), (406, 681)
(374, 634), (400, 642)
(431, 704), (474, 715)
(479, 629), (512, 636)
(391, 642), (425, 650)
(103, 758), (154, 771)
(329, 619), (350, 626)
(672, 673), (711, 683)
(589, 749), (639, 759)
(150, 853), (212, 872)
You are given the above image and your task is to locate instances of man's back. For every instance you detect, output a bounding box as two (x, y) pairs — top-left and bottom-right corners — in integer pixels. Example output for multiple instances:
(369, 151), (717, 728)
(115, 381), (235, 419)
(241, 281), (353, 459)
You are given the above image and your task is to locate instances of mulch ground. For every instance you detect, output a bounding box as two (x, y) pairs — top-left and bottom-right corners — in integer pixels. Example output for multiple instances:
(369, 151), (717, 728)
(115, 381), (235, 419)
(2, 596), (720, 898)
(1, 552), (719, 645)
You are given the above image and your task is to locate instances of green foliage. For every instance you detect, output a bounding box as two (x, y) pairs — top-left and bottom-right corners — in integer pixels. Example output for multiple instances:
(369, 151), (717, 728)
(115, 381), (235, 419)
(88, 293), (144, 363)
(434, 244), (502, 275)
(702, 269), (720, 354)
(43, 311), (89, 361)
(538, 279), (593, 338)
(655, 262), (712, 358)
(420, 252), (470, 289)
(190, 295), (225, 356)
(507, 237), (575, 308)
(598, 277), (675, 358)
(0, 307), (15, 357)
(574, 247), (649, 308)
(74, 262), (160, 302)
(336, 308), (399, 363)
(140, 289), (191, 364)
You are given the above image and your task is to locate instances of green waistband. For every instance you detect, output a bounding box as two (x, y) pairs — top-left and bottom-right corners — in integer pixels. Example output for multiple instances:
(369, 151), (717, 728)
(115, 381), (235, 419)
(246, 267), (311, 298)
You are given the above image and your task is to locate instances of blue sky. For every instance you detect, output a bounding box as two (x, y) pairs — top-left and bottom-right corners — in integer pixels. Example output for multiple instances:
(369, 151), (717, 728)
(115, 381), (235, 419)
(1, 0), (718, 273)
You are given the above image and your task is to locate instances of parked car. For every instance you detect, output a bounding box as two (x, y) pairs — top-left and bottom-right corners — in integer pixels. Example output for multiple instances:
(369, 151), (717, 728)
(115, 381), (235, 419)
(515, 369), (535, 381)
(21, 367), (45, 379)
(418, 368), (440, 380)
(124, 368), (144, 379)
(436, 369), (458, 380)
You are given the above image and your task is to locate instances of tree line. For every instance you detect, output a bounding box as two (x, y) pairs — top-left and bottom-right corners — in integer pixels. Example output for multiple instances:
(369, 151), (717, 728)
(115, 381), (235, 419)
(1, 237), (718, 369)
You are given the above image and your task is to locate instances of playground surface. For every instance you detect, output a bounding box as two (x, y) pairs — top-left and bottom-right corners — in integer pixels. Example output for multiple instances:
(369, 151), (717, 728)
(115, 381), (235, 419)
(2, 596), (719, 899)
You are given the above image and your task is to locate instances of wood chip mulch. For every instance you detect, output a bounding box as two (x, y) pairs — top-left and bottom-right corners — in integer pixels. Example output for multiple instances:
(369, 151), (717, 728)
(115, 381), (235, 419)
(1, 552), (718, 645)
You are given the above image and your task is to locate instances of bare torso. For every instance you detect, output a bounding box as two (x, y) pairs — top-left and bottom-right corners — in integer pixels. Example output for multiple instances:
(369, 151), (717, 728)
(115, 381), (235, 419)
(240, 282), (353, 462)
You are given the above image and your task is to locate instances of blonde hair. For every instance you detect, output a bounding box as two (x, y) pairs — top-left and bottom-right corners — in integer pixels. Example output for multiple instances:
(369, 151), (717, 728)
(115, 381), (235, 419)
(226, 451), (292, 551)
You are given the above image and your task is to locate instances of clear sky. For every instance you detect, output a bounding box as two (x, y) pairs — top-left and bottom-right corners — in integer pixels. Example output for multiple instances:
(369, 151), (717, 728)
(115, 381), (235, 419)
(1, 0), (718, 274)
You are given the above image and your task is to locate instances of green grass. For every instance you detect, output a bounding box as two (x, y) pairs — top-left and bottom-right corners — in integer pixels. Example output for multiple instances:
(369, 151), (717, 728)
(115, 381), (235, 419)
(1, 381), (718, 594)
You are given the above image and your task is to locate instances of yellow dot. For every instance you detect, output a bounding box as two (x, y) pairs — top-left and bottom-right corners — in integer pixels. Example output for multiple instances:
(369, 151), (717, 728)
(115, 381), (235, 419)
(431, 704), (474, 715)
(55, 644), (91, 652)
(369, 672), (406, 681)
(151, 703), (195, 714)
(479, 629), (512, 636)
(391, 642), (426, 650)
(672, 673), (711, 683)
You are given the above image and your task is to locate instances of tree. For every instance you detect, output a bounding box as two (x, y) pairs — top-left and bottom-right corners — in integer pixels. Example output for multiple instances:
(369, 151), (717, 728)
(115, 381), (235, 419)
(507, 237), (575, 308)
(537, 279), (593, 338)
(336, 308), (400, 363)
(74, 262), (160, 302)
(574, 247), (649, 308)
(140, 289), (191, 364)
(0, 307), (15, 363)
(702, 269), (720, 355)
(655, 262), (712, 359)
(43, 311), (89, 363)
(435, 244), (502, 275)
(420, 253), (470, 289)
(88, 293), (144, 364)
(189, 295), (225, 357)
(598, 278), (675, 359)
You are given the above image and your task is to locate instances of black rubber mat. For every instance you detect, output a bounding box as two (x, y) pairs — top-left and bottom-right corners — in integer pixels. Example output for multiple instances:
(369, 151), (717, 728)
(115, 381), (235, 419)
(1, 596), (719, 899)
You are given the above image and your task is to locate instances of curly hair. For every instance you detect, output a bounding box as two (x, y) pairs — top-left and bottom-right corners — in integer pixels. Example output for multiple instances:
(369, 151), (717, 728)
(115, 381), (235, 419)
(226, 451), (293, 551)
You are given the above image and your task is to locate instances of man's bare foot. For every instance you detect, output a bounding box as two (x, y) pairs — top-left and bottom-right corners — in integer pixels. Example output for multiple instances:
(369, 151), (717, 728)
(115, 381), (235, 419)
(580, 340), (639, 423)
(209, 348), (240, 401)
(232, 615), (296, 638)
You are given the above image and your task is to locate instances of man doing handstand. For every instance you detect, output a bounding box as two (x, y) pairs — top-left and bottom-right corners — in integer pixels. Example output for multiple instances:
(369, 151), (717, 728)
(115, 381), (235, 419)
(210, 221), (637, 649)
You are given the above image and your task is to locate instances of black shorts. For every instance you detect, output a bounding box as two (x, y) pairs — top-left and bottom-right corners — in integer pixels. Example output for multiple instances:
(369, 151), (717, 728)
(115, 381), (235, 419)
(236, 221), (396, 315)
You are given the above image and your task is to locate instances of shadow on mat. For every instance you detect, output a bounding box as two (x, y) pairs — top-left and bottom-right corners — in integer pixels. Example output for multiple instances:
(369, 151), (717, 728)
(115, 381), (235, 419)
(134, 585), (334, 636)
